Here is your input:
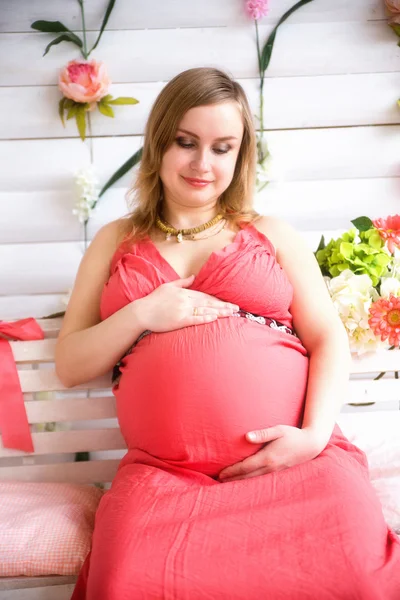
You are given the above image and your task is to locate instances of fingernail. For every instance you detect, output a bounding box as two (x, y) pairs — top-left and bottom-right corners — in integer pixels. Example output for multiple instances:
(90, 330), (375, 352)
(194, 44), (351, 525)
(247, 432), (257, 441)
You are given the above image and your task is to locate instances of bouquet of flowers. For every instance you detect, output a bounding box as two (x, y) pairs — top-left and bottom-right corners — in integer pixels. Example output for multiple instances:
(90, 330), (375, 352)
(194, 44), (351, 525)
(315, 215), (400, 355)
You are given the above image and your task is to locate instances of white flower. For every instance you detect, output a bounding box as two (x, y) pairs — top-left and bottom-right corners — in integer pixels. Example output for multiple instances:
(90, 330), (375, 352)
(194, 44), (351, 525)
(325, 270), (386, 355)
(73, 165), (100, 224)
(255, 134), (282, 191)
(380, 277), (400, 298)
(387, 247), (400, 278)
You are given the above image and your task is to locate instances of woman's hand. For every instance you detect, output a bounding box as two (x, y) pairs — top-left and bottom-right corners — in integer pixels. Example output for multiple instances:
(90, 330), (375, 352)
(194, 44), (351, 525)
(135, 275), (239, 333)
(218, 425), (329, 482)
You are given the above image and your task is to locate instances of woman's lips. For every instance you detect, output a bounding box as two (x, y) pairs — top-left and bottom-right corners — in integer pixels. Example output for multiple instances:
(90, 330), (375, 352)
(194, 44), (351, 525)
(183, 177), (212, 188)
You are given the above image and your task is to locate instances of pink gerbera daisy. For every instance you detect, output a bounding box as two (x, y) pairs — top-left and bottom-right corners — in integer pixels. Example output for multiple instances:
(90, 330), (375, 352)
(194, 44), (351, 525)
(372, 214), (400, 254)
(369, 294), (400, 347)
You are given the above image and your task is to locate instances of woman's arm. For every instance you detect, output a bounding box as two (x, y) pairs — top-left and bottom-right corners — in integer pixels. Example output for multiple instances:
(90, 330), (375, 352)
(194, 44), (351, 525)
(217, 217), (352, 481)
(55, 220), (145, 388)
(56, 220), (239, 388)
(300, 329), (351, 443)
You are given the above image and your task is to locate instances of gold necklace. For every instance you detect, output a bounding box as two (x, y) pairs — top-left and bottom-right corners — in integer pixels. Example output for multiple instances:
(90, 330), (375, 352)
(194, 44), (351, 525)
(185, 219), (227, 241)
(155, 213), (224, 243)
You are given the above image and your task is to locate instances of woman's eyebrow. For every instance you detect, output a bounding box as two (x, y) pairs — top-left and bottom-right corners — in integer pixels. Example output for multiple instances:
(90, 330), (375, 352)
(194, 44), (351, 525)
(176, 128), (238, 141)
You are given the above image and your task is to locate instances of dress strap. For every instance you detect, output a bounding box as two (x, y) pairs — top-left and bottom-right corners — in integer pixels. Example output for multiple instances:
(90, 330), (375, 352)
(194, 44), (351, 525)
(242, 222), (277, 257)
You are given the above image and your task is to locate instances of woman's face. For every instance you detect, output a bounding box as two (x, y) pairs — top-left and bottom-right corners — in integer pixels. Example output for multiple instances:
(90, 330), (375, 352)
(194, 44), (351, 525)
(159, 101), (244, 210)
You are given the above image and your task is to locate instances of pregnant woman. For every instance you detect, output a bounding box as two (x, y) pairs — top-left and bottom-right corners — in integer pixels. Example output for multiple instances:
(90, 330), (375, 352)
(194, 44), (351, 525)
(56, 68), (400, 599)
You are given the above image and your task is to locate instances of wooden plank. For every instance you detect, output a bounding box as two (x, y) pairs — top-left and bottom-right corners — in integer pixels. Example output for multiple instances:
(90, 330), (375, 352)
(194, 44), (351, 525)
(2, 219), (400, 297)
(0, 576), (76, 591)
(18, 370), (111, 393)
(350, 350), (400, 374)
(24, 396), (117, 423)
(0, 242), (84, 295)
(11, 339), (57, 363)
(0, 0), (386, 32)
(0, 429), (126, 458)
(1, 23), (399, 87)
(92, 125), (400, 190)
(0, 583), (76, 599)
(10, 337), (400, 374)
(348, 379), (400, 404)
(0, 459), (120, 483)
(0, 189), (128, 244)
(0, 229), (371, 295)
(2, 73), (400, 140)
(36, 318), (63, 336)
(1, 178), (400, 245)
(3, 124), (398, 193)
(0, 295), (67, 322)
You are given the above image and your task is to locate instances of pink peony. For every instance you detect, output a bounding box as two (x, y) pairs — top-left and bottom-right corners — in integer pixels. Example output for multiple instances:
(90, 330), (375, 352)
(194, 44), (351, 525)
(369, 294), (400, 347)
(385, 0), (400, 13)
(372, 214), (400, 254)
(58, 59), (111, 104)
(245, 0), (269, 21)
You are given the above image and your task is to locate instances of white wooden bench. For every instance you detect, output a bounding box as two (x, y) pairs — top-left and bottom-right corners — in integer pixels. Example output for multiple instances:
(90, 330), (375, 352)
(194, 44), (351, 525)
(0, 318), (399, 599)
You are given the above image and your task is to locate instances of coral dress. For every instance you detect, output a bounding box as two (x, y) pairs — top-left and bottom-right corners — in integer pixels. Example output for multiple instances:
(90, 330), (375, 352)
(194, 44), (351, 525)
(72, 224), (400, 599)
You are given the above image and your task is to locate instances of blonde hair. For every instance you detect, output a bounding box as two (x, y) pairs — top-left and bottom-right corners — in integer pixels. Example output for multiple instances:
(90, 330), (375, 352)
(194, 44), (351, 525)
(120, 67), (259, 242)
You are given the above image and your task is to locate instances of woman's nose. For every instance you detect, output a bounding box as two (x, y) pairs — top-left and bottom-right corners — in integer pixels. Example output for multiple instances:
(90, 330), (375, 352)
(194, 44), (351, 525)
(190, 149), (211, 173)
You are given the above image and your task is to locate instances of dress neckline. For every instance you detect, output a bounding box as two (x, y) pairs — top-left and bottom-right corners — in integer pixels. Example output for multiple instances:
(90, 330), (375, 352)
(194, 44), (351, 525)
(143, 226), (247, 282)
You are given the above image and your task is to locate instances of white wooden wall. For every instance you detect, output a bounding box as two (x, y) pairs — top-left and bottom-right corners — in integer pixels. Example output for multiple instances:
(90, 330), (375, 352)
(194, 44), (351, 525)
(1, 0), (399, 320)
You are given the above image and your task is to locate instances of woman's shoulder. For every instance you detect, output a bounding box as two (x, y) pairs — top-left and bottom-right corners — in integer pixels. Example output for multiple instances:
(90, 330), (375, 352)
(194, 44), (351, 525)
(250, 215), (285, 256)
(90, 218), (130, 257)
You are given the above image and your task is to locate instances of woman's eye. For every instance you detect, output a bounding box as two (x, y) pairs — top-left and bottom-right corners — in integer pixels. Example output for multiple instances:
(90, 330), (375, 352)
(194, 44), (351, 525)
(175, 138), (231, 154)
(213, 147), (230, 155)
(176, 138), (194, 149)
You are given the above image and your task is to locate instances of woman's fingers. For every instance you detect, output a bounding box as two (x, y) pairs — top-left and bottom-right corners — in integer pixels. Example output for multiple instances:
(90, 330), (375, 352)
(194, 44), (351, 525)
(219, 467), (268, 482)
(193, 292), (239, 312)
(193, 306), (238, 318)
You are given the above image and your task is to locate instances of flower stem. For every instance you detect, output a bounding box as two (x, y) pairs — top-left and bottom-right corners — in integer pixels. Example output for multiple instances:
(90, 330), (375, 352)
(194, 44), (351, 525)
(255, 20), (265, 162)
(83, 110), (93, 254)
(373, 371), (386, 380)
(78, 0), (88, 59)
(87, 111), (93, 163)
(84, 219), (88, 252)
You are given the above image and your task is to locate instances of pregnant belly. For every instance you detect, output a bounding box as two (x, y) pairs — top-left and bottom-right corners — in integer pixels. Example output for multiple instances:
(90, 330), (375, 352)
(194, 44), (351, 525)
(114, 317), (309, 477)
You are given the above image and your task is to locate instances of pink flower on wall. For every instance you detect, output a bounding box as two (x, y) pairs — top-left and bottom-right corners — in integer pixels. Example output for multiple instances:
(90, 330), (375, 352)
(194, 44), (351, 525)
(245, 0), (270, 20)
(59, 60), (111, 105)
(384, 0), (400, 14)
(372, 215), (400, 254)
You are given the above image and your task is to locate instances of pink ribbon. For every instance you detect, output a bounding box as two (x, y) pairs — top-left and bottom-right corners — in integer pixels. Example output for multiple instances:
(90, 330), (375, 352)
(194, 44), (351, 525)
(0, 318), (44, 452)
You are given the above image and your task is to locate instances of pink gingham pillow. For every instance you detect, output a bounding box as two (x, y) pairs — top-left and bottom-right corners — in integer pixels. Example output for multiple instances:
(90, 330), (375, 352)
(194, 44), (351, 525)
(0, 482), (104, 576)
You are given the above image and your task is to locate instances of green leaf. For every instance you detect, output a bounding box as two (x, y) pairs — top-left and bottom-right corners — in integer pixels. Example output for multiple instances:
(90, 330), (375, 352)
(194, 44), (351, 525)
(368, 230), (383, 250)
(389, 23), (400, 38)
(43, 32), (83, 57)
(58, 98), (66, 127)
(89, 0), (117, 54)
(107, 97), (139, 105)
(67, 103), (79, 120)
(31, 20), (70, 33)
(75, 106), (87, 141)
(260, 0), (315, 74)
(98, 103), (115, 118)
(316, 234), (325, 252)
(99, 147), (143, 199)
(340, 242), (354, 260)
(351, 216), (373, 232)
(101, 94), (114, 103)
